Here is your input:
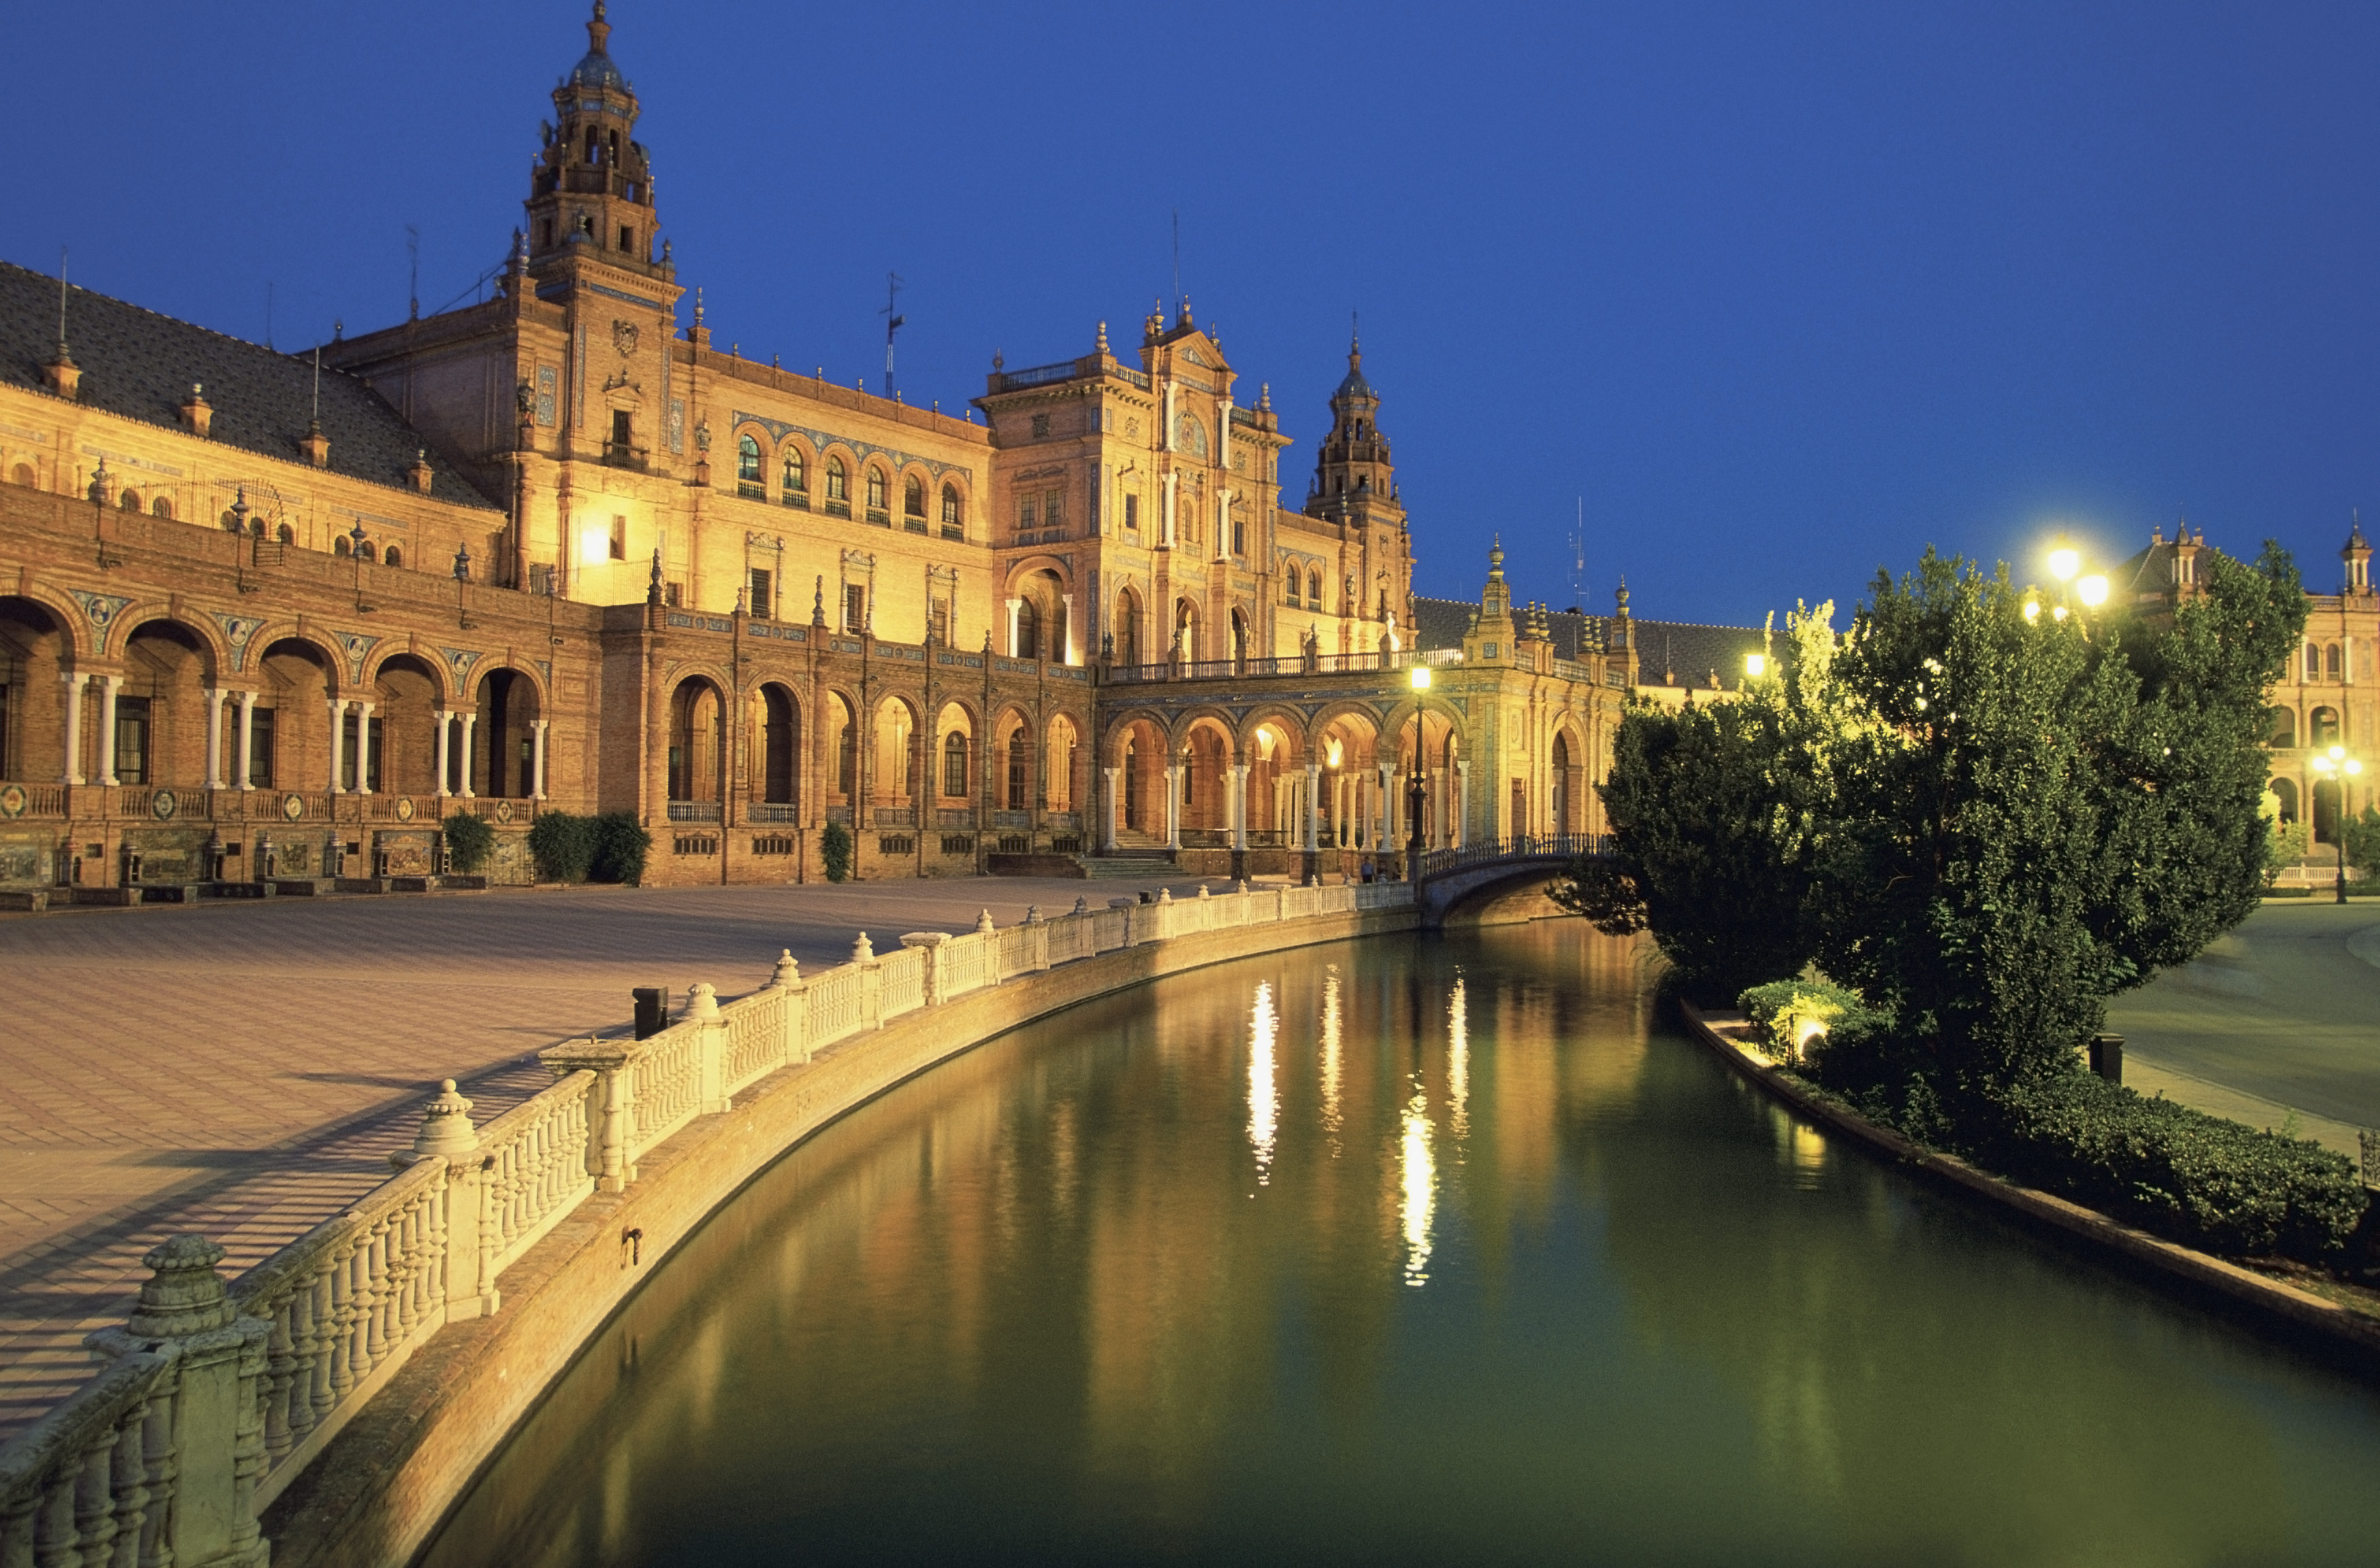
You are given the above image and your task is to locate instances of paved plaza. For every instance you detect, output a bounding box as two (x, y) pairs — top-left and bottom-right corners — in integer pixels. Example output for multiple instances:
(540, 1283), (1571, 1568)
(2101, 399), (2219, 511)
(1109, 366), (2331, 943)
(0, 873), (1205, 1441)
(2108, 901), (2380, 1156)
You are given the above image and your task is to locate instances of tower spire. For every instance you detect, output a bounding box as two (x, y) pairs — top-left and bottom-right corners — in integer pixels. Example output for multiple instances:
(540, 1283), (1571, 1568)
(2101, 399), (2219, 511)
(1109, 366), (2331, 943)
(588, 0), (610, 54)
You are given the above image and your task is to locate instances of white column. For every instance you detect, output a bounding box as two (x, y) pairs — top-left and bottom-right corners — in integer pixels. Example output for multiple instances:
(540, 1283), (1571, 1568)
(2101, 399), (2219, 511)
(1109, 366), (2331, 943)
(532, 719), (550, 799)
(354, 701), (376, 794)
(1005, 597), (1021, 657)
(435, 710), (453, 797)
(235, 691), (256, 791)
(1101, 766), (1120, 851)
(459, 712), (478, 798)
(97, 676), (122, 786)
(326, 698), (347, 793)
(1164, 766), (1182, 848)
(1230, 764), (1248, 851)
(203, 687), (225, 790)
(1304, 761), (1320, 853)
(59, 672), (86, 785)
(1456, 760), (1470, 848)
(1162, 472), (1178, 547)
(1377, 763), (1394, 849)
(1061, 593), (1076, 665)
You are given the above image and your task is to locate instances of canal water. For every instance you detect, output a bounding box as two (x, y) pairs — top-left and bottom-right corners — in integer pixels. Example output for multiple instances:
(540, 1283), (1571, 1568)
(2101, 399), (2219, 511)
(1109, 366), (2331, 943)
(422, 924), (2380, 1567)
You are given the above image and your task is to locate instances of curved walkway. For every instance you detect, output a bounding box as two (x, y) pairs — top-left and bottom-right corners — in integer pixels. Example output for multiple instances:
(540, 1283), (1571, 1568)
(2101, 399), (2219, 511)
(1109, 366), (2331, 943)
(2105, 901), (2380, 1157)
(0, 874), (1212, 1443)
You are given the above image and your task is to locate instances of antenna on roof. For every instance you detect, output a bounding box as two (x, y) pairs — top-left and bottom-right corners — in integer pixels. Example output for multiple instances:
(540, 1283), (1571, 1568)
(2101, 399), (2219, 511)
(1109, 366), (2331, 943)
(881, 271), (905, 398)
(1569, 497), (1585, 604)
(407, 225), (421, 321)
(266, 281), (275, 351)
(312, 346), (321, 424)
(1171, 210), (1181, 323)
(54, 247), (69, 362)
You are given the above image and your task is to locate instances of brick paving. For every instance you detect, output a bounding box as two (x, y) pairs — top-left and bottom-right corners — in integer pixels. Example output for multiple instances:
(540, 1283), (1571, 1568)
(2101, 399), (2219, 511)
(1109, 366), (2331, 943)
(0, 873), (1210, 1443)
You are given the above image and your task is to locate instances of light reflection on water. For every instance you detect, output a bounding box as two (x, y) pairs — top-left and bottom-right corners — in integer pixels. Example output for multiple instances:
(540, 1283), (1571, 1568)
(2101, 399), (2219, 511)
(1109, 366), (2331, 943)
(423, 924), (2380, 1568)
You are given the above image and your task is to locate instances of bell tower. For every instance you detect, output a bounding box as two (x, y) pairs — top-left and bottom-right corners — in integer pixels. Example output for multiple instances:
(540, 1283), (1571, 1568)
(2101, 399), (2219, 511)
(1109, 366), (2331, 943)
(525, 2), (668, 283)
(2346, 515), (2373, 596)
(1307, 335), (1402, 523)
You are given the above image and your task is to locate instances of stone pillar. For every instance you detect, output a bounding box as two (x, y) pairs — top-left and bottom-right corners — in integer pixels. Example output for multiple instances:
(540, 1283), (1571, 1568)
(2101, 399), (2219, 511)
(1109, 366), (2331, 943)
(1230, 764), (1249, 850)
(59, 671), (86, 785)
(435, 710), (454, 797)
(532, 719), (550, 799)
(1304, 761), (1320, 852)
(326, 697), (348, 793)
(1101, 766), (1121, 851)
(1377, 762), (1395, 849)
(236, 690), (257, 791)
(404, 1080), (494, 1319)
(97, 675), (122, 786)
(1456, 760), (1470, 848)
(1005, 597), (1022, 658)
(543, 1038), (637, 1190)
(459, 712), (478, 797)
(687, 982), (730, 1113)
(204, 687), (226, 790)
(1061, 592), (1076, 665)
(900, 931), (951, 1006)
(851, 931), (884, 1030)
(354, 701), (376, 794)
(1164, 765), (1183, 848)
(1162, 471), (1178, 547)
(770, 949), (809, 1063)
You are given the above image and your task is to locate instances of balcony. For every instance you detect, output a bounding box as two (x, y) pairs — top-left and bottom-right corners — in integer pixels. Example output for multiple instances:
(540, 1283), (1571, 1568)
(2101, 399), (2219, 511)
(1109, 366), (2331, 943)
(736, 481), (766, 501)
(781, 491), (809, 510)
(667, 800), (722, 823)
(602, 441), (650, 472)
(872, 807), (917, 829)
(825, 500), (851, 520)
(747, 801), (800, 823)
(865, 508), (891, 528)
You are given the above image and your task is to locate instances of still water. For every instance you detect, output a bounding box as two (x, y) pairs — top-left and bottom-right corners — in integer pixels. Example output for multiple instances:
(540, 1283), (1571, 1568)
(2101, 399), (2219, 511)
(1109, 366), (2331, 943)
(424, 925), (2380, 1567)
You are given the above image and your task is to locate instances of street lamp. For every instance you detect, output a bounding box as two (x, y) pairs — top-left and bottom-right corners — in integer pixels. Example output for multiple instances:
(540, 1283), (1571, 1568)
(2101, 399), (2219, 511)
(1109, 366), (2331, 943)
(2311, 744), (2363, 903)
(1406, 664), (1431, 884)
(1744, 652), (1767, 680)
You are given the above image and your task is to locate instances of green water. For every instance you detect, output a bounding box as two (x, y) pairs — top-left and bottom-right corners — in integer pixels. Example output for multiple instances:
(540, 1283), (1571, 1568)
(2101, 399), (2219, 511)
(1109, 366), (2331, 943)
(421, 925), (2380, 1567)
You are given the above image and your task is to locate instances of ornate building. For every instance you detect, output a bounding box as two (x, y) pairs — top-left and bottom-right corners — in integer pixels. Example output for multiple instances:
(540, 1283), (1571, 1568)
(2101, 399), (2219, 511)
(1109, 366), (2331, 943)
(0, 4), (1748, 896)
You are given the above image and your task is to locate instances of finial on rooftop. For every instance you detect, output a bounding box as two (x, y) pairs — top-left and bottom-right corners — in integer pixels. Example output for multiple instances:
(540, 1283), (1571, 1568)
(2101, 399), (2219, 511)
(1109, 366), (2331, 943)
(1096, 319), (1109, 354)
(1259, 381), (1271, 411)
(588, 0), (610, 54)
(1488, 534), (1504, 579)
(648, 547), (663, 607)
(692, 286), (704, 327)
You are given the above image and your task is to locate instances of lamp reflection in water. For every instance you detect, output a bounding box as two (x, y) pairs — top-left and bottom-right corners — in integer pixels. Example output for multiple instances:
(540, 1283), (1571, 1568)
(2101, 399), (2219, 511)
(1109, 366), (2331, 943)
(1400, 1077), (1436, 1286)
(1249, 982), (1279, 1185)
(1447, 974), (1470, 1146)
(1319, 966), (1344, 1152)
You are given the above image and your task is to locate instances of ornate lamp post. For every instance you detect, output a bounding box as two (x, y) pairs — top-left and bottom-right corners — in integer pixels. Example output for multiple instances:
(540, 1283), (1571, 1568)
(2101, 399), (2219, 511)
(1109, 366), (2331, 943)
(1406, 664), (1431, 884)
(2312, 744), (2363, 903)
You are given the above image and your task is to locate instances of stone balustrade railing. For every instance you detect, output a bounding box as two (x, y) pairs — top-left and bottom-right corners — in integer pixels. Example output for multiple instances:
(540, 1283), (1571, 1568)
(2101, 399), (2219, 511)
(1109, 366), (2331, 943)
(0, 878), (1415, 1567)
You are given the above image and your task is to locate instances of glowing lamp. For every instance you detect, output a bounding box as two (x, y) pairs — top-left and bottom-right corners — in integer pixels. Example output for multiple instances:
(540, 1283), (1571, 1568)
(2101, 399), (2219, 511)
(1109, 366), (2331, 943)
(2023, 599), (2042, 623)
(1410, 665), (1432, 692)
(2049, 546), (2080, 582)
(2078, 575), (2109, 608)
(578, 528), (612, 565)
(1745, 653), (1767, 678)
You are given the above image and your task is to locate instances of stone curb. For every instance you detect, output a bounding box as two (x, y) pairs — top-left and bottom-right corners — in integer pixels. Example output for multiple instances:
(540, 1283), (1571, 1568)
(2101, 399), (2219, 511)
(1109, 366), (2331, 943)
(1678, 998), (2380, 1381)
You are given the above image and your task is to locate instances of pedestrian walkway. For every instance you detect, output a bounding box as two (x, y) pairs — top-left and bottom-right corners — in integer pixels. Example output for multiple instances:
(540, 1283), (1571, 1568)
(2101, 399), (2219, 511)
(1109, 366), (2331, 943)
(0, 874), (1212, 1443)
(2106, 900), (2380, 1152)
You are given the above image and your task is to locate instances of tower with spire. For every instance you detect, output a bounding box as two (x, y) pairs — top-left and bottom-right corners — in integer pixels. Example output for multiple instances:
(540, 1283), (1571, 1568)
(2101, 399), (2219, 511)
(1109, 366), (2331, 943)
(2346, 515), (2372, 597)
(524, 2), (670, 283)
(1297, 330), (1413, 649)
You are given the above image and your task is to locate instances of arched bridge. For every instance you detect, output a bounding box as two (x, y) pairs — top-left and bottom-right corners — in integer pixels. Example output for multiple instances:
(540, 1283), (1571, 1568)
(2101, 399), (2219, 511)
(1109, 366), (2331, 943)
(1412, 835), (1611, 928)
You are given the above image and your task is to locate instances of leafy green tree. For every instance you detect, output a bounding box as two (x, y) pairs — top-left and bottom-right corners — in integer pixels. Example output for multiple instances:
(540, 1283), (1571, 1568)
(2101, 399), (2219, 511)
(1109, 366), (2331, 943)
(441, 812), (494, 874)
(821, 819), (854, 883)
(527, 812), (597, 883)
(2341, 804), (2380, 875)
(590, 813), (652, 884)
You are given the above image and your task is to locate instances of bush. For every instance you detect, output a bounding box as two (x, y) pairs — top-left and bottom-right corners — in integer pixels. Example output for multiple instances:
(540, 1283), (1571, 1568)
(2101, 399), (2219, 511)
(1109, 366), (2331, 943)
(1737, 977), (1885, 1067)
(526, 813), (597, 883)
(441, 812), (495, 874)
(1966, 1071), (2365, 1262)
(590, 812), (651, 886)
(821, 819), (853, 883)
(2343, 804), (2380, 872)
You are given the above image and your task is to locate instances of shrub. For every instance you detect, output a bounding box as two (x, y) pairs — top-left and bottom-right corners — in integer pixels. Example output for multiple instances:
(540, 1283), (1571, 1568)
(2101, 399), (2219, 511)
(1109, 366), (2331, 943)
(1966, 1070), (2365, 1262)
(2343, 804), (2380, 872)
(441, 812), (494, 874)
(821, 819), (853, 883)
(1737, 977), (1884, 1068)
(590, 812), (651, 886)
(527, 812), (597, 883)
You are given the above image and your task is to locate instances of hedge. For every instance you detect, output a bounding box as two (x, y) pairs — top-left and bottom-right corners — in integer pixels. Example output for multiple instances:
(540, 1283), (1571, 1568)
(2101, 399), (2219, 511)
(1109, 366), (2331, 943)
(441, 812), (494, 874)
(1965, 1071), (2365, 1263)
(526, 812), (651, 885)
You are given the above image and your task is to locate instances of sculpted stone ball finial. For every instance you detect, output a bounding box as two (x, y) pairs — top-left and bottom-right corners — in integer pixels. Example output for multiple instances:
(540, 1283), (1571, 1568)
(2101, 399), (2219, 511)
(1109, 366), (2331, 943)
(588, 0), (610, 55)
(976, 909), (995, 934)
(773, 949), (801, 987)
(127, 1234), (235, 1339)
(1096, 320), (1109, 354)
(411, 1079), (479, 1160)
(852, 931), (875, 962)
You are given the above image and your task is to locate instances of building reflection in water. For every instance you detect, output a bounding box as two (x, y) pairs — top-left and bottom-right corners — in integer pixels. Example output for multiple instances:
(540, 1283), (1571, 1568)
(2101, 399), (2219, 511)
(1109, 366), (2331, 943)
(1318, 965), (1343, 1152)
(1248, 981), (1279, 1185)
(1398, 1073), (1436, 1286)
(1446, 973), (1470, 1147)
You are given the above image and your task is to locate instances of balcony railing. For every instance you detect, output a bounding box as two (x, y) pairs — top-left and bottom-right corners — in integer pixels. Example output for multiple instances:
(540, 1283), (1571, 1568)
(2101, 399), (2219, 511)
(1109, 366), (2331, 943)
(872, 807), (917, 829)
(997, 360), (1078, 390)
(602, 441), (649, 472)
(667, 800), (722, 823)
(747, 801), (800, 823)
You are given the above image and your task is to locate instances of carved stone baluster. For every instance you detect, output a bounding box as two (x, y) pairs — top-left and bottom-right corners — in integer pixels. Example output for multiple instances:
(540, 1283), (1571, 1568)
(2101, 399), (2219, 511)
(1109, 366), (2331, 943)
(327, 1239), (361, 1405)
(72, 1421), (122, 1567)
(108, 1394), (152, 1563)
(260, 1294), (296, 1461)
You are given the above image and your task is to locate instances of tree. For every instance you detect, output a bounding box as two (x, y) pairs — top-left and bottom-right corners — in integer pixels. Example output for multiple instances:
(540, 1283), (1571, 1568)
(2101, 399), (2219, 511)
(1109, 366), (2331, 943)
(1811, 545), (2303, 1094)
(441, 812), (494, 874)
(821, 819), (854, 883)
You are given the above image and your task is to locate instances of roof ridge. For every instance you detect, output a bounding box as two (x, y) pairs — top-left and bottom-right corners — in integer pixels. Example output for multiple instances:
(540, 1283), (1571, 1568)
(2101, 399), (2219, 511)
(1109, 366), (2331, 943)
(0, 258), (365, 374)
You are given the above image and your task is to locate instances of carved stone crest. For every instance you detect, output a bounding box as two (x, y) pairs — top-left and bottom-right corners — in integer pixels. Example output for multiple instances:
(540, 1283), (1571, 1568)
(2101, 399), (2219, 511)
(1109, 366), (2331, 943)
(613, 320), (638, 358)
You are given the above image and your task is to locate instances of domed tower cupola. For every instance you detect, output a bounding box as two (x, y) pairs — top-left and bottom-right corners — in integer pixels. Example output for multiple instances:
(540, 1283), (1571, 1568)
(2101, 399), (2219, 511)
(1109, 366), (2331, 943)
(2346, 513), (2373, 596)
(525, 2), (668, 281)
(1306, 331), (1402, 526)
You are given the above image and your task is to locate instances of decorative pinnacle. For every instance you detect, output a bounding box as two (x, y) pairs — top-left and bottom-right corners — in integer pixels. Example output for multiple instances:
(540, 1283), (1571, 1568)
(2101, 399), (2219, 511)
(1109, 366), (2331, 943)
(773, 949), (801, 987)
(588, 0), (611, 54)
(411, 1079), (479, 1159)
(127, 1235), (234, 1339)
(852, 931), (875, 962)
(1095, 320), (1109, 354)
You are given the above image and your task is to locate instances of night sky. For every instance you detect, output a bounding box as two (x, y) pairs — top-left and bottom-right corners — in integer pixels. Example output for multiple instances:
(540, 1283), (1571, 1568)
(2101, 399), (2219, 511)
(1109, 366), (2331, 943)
(7, 1), (2376, 628)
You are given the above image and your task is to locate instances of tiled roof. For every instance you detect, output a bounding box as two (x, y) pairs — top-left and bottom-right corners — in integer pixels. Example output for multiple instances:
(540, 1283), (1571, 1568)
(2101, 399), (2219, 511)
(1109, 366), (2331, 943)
(0, 260), (498, 510)
(1414, 593), (1766, 687)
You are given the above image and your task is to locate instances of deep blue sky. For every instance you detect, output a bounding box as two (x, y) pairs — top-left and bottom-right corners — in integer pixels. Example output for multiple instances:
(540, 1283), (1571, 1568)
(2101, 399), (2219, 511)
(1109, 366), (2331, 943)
(8, 1), (2377, 627)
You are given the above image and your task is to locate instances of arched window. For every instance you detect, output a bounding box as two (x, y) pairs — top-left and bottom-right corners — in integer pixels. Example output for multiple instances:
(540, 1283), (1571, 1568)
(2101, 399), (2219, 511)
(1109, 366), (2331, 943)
(383, 546), (403, 569)
(119, 490), (141, 512)
(358, 540), (378, 564)
(942, 731), (969, 799)
(826, 457), (847, 501)
(1308, 569), (1323, 607)
(737, 434), (762, 483)
(904, 476), (925, 518)
(2327, 643), (2344, 682)
(2312, 706), (2342, 747)
(253, 515), (266, 537)
(1006, 726), (1032, 810)
(781, 448), (806, 494)
(941, 484), (962, 529)
(222, 509), (242, 531)
(1285, 573), (1301, 607)
(1016, 600), (1040, 661)
(150, 495), (173, 520)
(2306, 642), (2322, 681)
(1116, 591), (1141, 666)
(2272, 777), (2300, 824)
(334, 535), (351, 558)
(866, 467), (888, 510)
(9, 463), (34, 488)
(277, 523), (294, 545)
(2268, 707), (2297, 749)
